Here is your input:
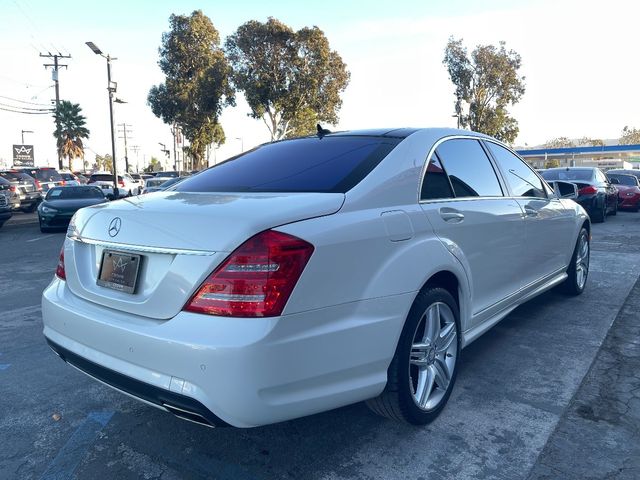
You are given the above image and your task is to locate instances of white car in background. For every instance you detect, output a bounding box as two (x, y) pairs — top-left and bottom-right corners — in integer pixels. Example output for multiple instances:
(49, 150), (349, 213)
(42, 128), (589, 428)
(87, 172), (134, 198)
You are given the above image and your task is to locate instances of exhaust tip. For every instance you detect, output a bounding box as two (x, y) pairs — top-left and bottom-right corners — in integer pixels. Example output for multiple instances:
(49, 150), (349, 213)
(162, 403), (216, 428)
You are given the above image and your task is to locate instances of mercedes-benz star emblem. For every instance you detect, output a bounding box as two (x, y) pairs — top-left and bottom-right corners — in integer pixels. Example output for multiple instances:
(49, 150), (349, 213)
(108, 217), (122, 237)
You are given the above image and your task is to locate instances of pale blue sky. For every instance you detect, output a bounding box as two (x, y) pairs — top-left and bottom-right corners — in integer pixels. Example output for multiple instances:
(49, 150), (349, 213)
(1, 0), (637, 169)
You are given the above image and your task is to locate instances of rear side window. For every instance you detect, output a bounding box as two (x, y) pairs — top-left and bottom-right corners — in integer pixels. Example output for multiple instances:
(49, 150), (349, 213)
(435, 139), (503, 197)
(36, 169), (63, 182)
(175, 136), (401, 193)
(421, 154), (454, 200)
(485, 142), (546, 198)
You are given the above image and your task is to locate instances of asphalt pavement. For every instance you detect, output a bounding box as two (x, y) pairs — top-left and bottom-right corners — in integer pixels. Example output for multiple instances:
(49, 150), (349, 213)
(1, 210), (639, 480)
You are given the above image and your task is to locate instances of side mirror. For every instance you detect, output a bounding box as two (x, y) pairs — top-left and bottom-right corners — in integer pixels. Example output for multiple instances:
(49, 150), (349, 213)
(552, 181), (578, 199)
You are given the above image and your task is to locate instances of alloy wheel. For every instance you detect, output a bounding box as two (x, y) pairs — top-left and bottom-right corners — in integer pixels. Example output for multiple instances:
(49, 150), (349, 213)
(575, 233), (589, 290)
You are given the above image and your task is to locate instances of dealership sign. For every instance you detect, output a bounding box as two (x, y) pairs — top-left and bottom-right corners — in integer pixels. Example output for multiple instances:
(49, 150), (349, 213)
(13, 144), (34, 167)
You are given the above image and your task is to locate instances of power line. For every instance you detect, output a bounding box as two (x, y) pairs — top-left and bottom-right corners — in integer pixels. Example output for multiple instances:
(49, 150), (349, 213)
(0, 102), (52, 111)
(0, 106), (53, 114)
(0, 95), (51, 107)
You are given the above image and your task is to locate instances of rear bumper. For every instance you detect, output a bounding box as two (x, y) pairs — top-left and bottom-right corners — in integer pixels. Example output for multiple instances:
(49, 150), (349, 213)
(42, 278), (410, 427)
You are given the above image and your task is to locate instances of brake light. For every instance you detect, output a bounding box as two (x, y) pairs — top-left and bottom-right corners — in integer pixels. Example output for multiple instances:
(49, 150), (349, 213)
(184, 230), (314, 317)
(118, 179), (125, 187)
(35, 180), (42, 190)
(60, 180), (66, 186)
(578, 185), (598, 195)
(55, 248), (66, 280)
(9, 185), (16, 192)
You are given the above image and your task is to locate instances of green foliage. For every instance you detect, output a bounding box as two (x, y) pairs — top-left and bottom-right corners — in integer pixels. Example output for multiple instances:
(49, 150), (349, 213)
(544, 137), (575, 148)
(577, 137), (605, 147)
(443, 37), (525, 144)
(144, 157), (160, 173)
(225, 17), (350, 140)
(53, 100), (90, 170)
(544, 159), (560, 168)
(94, 153), (113, 172)
(619, 126), (640, 145)
(148, 10), (234, 169)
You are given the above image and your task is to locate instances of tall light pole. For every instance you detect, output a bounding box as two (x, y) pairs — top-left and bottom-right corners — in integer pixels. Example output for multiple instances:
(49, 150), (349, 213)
(21, 130), (34, 144)
(86, 41), (119, 199)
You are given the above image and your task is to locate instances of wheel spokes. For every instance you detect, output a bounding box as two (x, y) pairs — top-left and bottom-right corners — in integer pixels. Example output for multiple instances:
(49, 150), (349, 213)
(436, 322), (456, 355)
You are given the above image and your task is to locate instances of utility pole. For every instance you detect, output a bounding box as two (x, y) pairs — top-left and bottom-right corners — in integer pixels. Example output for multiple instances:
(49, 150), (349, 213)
(130, 145), (141, 173)
(117, 123), (133, 173)
(41, 52), (71, 170)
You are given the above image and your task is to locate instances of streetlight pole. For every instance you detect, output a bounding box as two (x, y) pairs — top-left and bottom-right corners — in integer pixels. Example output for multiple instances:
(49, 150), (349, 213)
(86, 41), (119, 199)
(21, 130), (34, 144)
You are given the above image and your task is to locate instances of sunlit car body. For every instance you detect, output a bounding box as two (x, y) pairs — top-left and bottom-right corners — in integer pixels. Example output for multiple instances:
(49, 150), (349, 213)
(42, 128), (590, 428)
(606, 173), (640, 211)
(541, 167), (617, 222)
(0, 170), (41, 212)
(0, 178), (13, 228)
(38, 186), (108, 232)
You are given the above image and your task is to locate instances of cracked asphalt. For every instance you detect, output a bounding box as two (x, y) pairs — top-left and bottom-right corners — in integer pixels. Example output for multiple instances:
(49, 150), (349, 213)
(1, 210), (639, 480)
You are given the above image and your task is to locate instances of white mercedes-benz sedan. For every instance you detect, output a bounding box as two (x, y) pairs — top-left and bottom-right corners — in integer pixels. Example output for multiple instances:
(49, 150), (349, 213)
(42, 128), (590, 428)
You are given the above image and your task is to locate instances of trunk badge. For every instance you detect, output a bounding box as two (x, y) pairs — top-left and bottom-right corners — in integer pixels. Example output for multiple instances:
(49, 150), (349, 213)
(108, 217), (122, 237)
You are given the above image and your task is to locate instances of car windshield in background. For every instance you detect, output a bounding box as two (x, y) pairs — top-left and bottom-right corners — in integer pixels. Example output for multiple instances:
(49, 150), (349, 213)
(89, 174), (120, 182)
(175, 136), (401, 193)
(46, 186), (104, 200)
(159, 177), (184, 189)
(608, 174), (638, 186)
(0, 171), (32, 182)
(145, 179), (167, 188)
(542, 169), (593, 181)
(34, 169), (63, 182)
(60, 173), (76, 181)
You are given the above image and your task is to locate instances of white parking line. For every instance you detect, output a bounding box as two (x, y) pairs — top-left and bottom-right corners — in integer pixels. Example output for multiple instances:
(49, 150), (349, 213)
(26, 235), (54, 243)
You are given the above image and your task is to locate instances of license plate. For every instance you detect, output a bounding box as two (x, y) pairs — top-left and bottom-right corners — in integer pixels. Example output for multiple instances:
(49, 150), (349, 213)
(101, 185), (110, 189)
(97, 250), (141, 294)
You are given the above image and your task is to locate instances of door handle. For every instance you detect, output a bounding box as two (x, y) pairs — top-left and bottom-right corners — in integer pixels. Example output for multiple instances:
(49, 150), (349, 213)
(524, 206), (539, 217)
(439, 208), (464, 222)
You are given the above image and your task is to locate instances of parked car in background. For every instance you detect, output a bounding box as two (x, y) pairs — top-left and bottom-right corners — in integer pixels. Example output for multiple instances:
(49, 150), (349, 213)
(129, 173), (144, 194)
(72, 172), (90, 185)
(155, 171), (180, 178)
(606, 173), (640, 211)
(607, 169), (640, 182)
(38, 186), (108, 232)
(59, 171), (82, 186)
(0, 178), (14, 228)
(16, 167), (65, 193)
(141, 176), (187, 194)
(43, 128), (590, 429)
(0, 170), (41, 212)
(541, 167), (617, 222)
(86, 173), (130, 198)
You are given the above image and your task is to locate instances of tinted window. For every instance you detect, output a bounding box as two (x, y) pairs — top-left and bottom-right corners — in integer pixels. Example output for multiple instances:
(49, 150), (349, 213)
(34, 169), (63, 182)
(435, 139), (503, 197)
(541, 169), (593, 181)
(607, 174), (638, 186)
(46, 186), (104, 200)
(175, 136), (400, 193)
(486, 142), (545, 198)
(421, 153), (454, 200)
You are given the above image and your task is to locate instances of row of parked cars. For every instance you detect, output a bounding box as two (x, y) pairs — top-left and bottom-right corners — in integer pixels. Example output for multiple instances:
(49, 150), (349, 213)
(539, 167), (640, 222)
(0, 167), (192, 230)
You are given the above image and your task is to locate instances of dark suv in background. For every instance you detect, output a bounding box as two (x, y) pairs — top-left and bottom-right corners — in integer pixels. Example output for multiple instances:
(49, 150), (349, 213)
(16, 167), (65, 193)
(541, 167), (618, 222)
(0, 170), (41, 212)
(0, 177), (14, 228)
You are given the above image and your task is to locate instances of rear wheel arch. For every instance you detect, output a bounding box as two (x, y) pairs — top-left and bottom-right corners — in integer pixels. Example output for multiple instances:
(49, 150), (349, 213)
(422, 270), (460, 310)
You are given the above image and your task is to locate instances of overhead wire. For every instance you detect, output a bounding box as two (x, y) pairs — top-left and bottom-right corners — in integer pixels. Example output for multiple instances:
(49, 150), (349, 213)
(0, 94), (51, 107)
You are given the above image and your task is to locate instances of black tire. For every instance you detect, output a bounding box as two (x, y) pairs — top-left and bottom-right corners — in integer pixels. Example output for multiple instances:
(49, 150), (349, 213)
(21, 204), (37, 213)
(611, 200), (617, 216)
(561, 227), (589, 295)
(366, 287), (461, 425)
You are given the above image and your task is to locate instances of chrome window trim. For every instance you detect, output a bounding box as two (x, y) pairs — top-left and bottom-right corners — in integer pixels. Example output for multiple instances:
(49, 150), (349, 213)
(417, 134), (507, 203)
(67, 234), (215, 256)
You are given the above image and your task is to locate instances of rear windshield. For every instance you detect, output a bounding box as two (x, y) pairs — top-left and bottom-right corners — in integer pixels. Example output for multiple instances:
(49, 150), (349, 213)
(46, 186), (104, 200)
(60, 173), (76, 180)
(175, 136), (401, 193)
(89, 174), (122, 182)
(608, 174), (638, 186)
(29, 169), (63, 182)
(0, 171), (32, 182)
(542, 169), (593, 181)
(145, 179), (167, 188)
(609, 170), (640, 180)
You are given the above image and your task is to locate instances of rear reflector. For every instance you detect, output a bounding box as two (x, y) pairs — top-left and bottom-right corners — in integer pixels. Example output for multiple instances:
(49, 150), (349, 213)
(56, 248), (66, 280)
(184, 230), (314, 317)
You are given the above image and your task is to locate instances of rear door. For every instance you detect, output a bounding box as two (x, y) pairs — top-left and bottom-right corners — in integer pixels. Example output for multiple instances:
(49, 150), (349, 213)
(419, 138), (526, 320)
(484, 141), (575, 283)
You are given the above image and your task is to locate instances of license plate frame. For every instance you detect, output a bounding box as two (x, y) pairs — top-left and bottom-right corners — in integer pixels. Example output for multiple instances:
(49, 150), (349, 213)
(97, 250), (141, 294)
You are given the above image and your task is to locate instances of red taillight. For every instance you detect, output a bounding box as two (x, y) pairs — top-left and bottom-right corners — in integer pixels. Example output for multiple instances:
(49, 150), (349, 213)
(55, 248), (66, 280)
(9, 185), (16, 192)
(35, 180), (42, 190)
(118, 180), (125, 187)
(578, 185), (598, 195)
(184, 230), (314, 317)
(60, 180), (66, 186)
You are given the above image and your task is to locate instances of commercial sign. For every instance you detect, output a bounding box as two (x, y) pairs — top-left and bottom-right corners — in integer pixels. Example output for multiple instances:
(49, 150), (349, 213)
(13, 144), (35, 167)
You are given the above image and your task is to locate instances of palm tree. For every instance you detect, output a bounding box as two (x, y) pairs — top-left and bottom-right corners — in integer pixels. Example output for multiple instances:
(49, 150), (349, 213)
(53, 101), (90, 170)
